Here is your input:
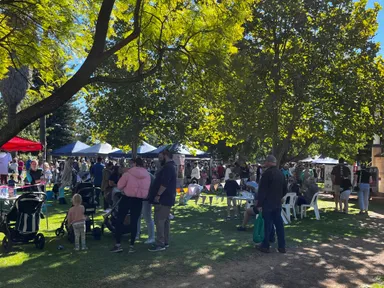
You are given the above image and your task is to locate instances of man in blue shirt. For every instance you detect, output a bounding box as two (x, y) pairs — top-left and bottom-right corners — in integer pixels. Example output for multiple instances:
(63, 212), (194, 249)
(91, 157), (105, 207)
(148, 149), (177, 252)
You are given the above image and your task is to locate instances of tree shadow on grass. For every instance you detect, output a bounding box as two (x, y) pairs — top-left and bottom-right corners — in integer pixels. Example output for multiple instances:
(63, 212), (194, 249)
(0, 198), (383, 288)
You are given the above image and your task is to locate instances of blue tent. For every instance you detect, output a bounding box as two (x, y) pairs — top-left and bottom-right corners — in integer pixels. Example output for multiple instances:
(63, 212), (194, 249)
(141, 143), (210, 159)
(109, 141), (157, 158)
(51, 141), (90, 156)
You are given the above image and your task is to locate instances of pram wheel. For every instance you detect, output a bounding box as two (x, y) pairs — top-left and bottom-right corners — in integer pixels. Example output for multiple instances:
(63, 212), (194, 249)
(34, 233), (45, 249)
(55, 228), (65, 237)
(2, 236), (12, 253)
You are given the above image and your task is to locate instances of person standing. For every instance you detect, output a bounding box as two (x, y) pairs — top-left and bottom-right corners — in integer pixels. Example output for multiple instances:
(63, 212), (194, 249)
(25, 156), (32, 171)
(18, 158), (24, 182)
(224, 164), (232, 181)
(217, 163), (225, 179)
(9, 158), (18, 174)
(148, 149), (177, 252)
(0, 152), (12, 185)
(191, 162), (200, 183)
(256, 155), (287, 254)
(110, 158), (150, 253)
(256, 164), (262, 183)
(185, 162), (192, 184)
(90, 157), (105, 207)
(101, 162), (114, 211)
(355, 164), (372, 214)
(331, 158), (351, 212)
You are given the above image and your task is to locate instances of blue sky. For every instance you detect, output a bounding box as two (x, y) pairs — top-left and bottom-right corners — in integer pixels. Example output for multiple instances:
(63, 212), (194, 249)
(369, 0), (384, 54)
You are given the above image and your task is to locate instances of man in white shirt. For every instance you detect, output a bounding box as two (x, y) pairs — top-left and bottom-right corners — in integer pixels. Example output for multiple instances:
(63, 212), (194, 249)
(191, 162), (201, 182)
(9, 158), (18, 174)
(225, 164), (232, 181)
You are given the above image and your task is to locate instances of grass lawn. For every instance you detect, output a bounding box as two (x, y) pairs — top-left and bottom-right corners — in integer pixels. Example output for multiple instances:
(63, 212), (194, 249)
(0, 192), (382, 288)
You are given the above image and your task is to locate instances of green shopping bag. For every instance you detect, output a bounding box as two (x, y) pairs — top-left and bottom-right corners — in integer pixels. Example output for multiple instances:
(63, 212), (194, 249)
(253, 214), (264, 243)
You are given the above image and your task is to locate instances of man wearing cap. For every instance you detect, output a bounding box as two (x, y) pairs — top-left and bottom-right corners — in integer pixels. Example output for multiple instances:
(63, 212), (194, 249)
(256, 155), (287, 253)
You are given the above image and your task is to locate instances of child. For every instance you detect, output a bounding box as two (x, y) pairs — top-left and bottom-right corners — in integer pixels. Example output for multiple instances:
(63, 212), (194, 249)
(224, 173), (240, 220)
(43, 162), (53, 184)
(67, 194), (87, 251)
(8, 175), (16, 187)
(340, 177), (352, 214)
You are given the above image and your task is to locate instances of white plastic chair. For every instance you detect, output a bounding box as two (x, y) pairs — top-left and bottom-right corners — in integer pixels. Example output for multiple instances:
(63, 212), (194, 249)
(282, 193), (298, 222)
(300, 192), (320, 220)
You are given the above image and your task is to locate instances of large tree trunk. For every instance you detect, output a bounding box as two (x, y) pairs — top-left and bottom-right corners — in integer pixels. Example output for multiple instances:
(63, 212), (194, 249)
(0, 0), (142, 146)
(131, 141), (138, 159)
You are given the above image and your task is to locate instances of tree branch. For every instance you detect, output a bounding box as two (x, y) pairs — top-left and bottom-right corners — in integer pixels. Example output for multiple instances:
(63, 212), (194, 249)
(101, 0), (142, 59)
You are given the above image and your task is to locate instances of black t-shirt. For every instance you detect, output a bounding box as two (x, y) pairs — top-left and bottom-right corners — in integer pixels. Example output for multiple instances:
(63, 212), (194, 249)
(331, 164), (351, 185)
(356, 170), (371, 184)
(224, 179), (240, 197)
(29, 169), (42, 185)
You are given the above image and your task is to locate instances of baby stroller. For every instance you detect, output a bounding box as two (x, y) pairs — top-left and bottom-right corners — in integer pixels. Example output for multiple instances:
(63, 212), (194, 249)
(1, 192), (47, 253)
(101, 190), (131, 235)
(56, 183), (101, 242)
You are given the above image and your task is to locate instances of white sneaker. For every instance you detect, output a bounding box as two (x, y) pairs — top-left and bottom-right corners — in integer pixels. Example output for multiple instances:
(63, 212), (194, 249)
(144, 238), (155, 245)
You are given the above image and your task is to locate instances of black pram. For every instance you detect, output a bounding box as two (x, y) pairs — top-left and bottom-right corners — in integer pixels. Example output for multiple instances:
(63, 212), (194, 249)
(0, 192), (46, 253)
(56, 183), (101, 242)
(101, 190), (131, 235)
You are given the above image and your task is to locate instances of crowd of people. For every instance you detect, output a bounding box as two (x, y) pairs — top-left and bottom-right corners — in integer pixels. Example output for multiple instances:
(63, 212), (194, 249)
(1, 150), (374, 254)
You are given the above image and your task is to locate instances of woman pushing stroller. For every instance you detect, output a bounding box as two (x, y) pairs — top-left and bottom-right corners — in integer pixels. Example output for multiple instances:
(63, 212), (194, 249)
(110, 158), (151, 253)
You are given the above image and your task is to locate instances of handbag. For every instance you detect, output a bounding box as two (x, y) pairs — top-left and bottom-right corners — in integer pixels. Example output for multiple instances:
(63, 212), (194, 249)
(253, 214), (264, 243)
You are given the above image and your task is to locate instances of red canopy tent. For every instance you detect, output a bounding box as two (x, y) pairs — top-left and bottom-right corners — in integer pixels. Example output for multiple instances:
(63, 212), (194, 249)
(1, 136), (43, 152)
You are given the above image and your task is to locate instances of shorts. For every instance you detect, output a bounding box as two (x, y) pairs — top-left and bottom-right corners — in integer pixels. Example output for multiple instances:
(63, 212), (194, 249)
(333, 185), (341, 196)
(340, 190), (351, 201)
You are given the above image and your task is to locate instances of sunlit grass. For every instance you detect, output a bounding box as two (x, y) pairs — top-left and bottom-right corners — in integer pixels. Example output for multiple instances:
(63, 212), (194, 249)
(0, 192), (382, 288)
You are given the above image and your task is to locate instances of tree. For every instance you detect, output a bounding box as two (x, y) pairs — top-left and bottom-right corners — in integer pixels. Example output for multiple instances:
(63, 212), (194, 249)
(215, 0), (384, 165)
(0, 0), (252, 146)
(0, 66), (31, 123)
(46, 99), (80, 150)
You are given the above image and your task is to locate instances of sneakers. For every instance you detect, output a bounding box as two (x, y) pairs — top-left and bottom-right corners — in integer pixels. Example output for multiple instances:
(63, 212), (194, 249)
(74, 247), (80, 251)
(128, 245), (136, 253)
(165, 244), (169, 248)
(145, 238), (155, 245)
(237, 226), (246, 231)
(110, 245), (123, 253)
(257, 246), (270, 253)
(82, 246), (88, 250)
(148, 245), (166, 252)
(278, 248), (286, 254)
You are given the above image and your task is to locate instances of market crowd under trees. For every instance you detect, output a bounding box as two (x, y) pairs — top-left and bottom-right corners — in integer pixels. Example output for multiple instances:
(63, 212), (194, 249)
(0, 0), (384, 165)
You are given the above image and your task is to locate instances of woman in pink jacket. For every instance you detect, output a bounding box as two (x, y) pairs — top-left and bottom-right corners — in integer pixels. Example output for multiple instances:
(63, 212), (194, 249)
(110, 158), (151, 253)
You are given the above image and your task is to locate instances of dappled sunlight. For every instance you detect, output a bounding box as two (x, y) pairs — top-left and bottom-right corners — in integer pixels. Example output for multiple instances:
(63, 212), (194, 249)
(0, 193), (383, 287)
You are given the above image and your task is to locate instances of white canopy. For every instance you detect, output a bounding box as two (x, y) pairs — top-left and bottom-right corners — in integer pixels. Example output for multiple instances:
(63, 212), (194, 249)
(312, 157), (339, 165)
(73, 143), (119, 157)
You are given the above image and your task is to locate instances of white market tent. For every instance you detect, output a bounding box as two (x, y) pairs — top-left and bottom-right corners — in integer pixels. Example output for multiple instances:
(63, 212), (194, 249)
(72, 143), (119, 157)
(299, 157), (315, 163)
(312, 157), (339, 165)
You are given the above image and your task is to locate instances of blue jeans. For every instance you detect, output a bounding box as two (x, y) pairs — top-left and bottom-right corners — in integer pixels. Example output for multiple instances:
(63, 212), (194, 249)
(261, 208), (286, 249)
(137, 201), (155, 240)
(358, 183), (370, 211)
